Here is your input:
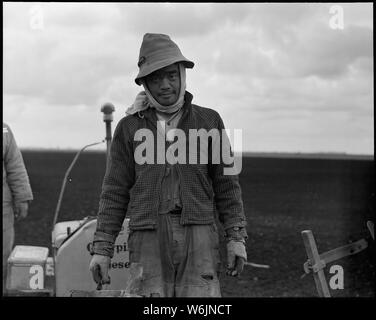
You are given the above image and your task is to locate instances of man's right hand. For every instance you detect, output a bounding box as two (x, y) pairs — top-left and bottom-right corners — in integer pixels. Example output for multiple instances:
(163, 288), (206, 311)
(14, 201), (29, 221)
(89, 254), (111, 287)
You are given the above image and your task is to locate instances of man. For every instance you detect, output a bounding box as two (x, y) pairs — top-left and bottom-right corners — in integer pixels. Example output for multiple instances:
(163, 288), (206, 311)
(3, 123), (33, 293)
(90, 33), (248, 297)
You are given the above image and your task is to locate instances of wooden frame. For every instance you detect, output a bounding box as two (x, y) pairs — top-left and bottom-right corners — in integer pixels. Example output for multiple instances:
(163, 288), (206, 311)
(301, 220), (373, 297)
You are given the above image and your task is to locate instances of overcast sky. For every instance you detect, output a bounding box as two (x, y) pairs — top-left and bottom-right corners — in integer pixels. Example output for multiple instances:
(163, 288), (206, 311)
(3, 3), (373, 154)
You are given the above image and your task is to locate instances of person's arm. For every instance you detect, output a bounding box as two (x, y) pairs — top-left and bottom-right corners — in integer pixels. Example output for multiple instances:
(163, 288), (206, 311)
(208, 113), (248, 276)
(3, 124), (33, 204)
(208, 113), (247, 238)
(92, 119), (135, 258)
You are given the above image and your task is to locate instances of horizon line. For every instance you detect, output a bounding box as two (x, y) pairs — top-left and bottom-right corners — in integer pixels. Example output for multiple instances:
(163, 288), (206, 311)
(20, 147), (374, 160)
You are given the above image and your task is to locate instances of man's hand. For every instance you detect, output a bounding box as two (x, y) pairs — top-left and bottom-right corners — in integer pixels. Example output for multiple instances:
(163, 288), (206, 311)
(89, 254), (111, 288)
(226, 240), (247, 277)
(14, 201), (29, 221)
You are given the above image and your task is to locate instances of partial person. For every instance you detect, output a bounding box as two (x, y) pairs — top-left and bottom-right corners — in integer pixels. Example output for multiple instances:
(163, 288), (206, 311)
(3, 123), (33, 293)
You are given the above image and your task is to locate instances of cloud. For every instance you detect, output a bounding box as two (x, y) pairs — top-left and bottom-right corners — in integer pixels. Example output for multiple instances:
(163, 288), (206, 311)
(3, 4), (137, 107)
(3, 93), (108, 149)
(117, 3), (252, 38)
(3, 3), (373, 154)
(285, 25), (373, 79)
(43, 3), (121, 29)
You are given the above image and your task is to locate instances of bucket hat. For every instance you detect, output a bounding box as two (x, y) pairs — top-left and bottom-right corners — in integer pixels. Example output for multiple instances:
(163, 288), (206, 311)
(135, 33), (194, 85)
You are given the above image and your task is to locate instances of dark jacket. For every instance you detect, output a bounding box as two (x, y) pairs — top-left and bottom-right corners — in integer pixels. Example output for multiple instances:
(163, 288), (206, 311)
(93, 92), (246, 256)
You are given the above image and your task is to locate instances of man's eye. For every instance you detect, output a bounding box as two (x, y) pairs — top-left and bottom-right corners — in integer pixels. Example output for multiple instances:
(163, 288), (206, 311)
(168, 73), (178, 80)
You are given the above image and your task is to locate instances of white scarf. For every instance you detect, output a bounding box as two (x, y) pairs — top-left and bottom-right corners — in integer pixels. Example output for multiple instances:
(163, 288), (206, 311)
(126, 64), (186, 116)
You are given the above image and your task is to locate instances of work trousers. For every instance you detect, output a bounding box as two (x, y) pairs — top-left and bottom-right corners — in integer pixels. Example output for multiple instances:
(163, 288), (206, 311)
(128, 212), (222, 297)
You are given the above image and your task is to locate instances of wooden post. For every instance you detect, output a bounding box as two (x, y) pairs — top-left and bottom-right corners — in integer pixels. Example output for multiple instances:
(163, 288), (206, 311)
(301, 230), (331, 297)
(303, 238), (368, 273)
(367, 221), (374, 240)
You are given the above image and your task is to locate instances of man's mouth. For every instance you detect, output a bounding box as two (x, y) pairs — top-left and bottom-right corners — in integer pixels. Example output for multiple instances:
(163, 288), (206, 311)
(160, 92), (174, 97)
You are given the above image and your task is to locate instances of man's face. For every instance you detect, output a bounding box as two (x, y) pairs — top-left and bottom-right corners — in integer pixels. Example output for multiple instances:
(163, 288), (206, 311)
(145, 64), (180, 106)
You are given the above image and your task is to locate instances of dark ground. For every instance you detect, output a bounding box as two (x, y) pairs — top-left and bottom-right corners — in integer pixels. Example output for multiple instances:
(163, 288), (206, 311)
(14, 150), (375, 297)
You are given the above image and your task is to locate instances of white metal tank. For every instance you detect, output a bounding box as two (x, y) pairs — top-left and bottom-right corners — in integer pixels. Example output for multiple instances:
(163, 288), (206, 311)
(53, 217), (131, 296)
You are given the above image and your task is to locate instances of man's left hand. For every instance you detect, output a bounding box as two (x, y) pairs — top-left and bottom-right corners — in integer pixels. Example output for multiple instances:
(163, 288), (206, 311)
(14, 201), (29, 221)
(226, 240), (247, 277)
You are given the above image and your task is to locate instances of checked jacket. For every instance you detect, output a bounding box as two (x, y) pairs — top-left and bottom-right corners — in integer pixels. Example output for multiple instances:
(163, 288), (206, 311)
(93, 91), (247, 257)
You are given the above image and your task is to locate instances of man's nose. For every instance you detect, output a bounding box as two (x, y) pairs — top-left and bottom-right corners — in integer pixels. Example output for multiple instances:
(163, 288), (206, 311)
(160, 77), (171, 89)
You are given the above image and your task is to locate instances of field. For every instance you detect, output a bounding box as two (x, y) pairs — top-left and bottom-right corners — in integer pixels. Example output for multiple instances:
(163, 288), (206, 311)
(15, 150), (375, 297)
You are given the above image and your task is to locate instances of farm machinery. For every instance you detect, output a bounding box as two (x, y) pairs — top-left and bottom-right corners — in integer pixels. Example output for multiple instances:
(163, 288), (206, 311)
(5, 103), (136, 297)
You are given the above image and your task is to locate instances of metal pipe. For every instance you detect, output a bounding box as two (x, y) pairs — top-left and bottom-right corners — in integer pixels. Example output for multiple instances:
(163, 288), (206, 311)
(52, 102), (115, 234)
(101, 102), (115, 156)
(51, 140), (104, 296)
(51, 104), (115, 296)
(52, 141), (105, 228)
